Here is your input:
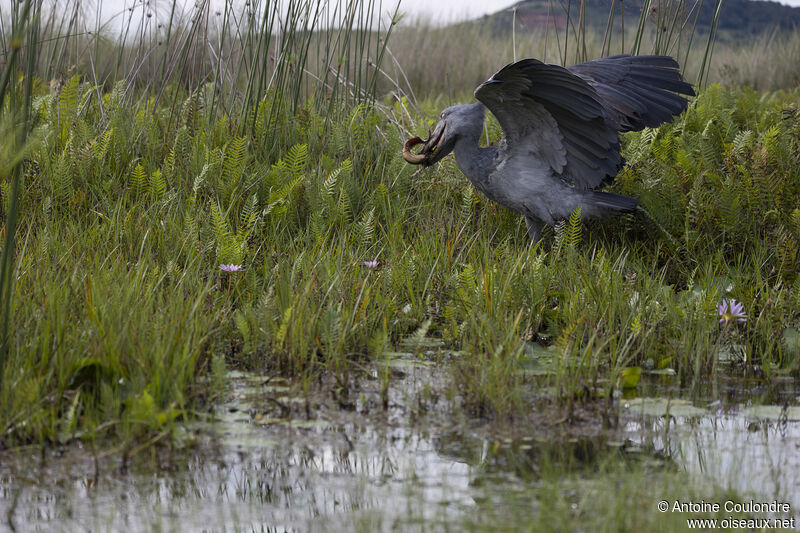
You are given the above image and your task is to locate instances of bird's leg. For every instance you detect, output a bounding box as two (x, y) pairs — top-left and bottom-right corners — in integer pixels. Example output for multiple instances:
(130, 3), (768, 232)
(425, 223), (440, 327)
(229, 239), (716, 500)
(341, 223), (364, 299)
(524, 216), (544, 243)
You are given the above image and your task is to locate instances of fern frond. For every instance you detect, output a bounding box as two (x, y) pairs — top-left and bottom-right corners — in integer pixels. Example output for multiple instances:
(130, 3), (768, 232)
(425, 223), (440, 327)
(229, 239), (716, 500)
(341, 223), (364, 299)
(355, 207), (375, 247)
(762, 124), (783, 161)
(149, 169), (166, 200)
(57, 75), (81, 124)
(92, 128), (113, 163)
(732, 130), (753, 155)
(264, 176), (303, 217)
(718, 182), (741, 234)
(286, 143), (308, 178)
(253, 100), (269, 141)
(675, 149), (698, 179)
(552, 219), (567, 256)
(211, 201), (244, 264)
(459, 185), (474, 226)
(310, 210), (327, 244)
(53, 149), (73, 206)
(791, 209), (800, 239)
(459, 264), (477, 294)
(109, 80), (127, 109)
(699, 139), (718, 168)
(323, 168), (340, 200)
(211, 202), (231, 240)
(181, 90), (204, 132)
(339, 190), (353, 224)
(238, 193), (259, 239)
(131, 163), (147, 197)
(222, 136), (247, 183)
(566, 206), (582, 248)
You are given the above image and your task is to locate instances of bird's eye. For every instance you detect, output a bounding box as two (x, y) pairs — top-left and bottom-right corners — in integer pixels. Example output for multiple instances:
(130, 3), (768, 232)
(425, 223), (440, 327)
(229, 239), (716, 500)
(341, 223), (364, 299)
(440, 112), (445, 119)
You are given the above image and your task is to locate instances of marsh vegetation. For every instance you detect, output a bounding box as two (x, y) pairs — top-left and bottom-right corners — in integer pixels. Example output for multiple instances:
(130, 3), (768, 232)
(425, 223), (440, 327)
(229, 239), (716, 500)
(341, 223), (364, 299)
(0, 0), (799, 530)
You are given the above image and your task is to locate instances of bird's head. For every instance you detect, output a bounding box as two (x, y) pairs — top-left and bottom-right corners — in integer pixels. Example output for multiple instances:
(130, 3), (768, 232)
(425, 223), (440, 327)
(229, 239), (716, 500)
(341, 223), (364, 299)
(402, 103), (484, 167)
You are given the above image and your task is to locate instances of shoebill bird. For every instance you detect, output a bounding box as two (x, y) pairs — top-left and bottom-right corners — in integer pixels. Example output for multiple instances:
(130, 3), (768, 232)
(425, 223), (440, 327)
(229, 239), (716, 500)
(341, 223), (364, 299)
(402, 55), (694, 242)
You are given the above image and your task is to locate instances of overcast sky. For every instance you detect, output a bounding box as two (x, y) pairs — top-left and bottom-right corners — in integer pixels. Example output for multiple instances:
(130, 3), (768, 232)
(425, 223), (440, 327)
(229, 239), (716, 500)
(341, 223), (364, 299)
(97, 0), (514, 19)
(93, 0), (800, 19)
(87, 0), (517, 27)
(7, 0), (800, 29)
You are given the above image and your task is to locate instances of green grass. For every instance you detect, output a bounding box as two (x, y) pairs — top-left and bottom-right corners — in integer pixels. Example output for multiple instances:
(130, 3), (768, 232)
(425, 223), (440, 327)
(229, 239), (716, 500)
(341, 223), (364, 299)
(1, 77), (799, 446)
(1, 1), (800, 449)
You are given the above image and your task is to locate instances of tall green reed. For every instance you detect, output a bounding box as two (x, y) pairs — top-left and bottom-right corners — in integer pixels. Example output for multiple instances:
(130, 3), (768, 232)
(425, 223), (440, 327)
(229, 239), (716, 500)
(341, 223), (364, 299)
(0, 0), (37, 392)
(26, 1), (397, 125)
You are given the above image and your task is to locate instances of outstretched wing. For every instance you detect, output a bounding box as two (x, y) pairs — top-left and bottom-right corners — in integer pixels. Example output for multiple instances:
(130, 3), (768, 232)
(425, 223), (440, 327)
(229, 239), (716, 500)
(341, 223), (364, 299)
(567, 54), (695, 132)
(474, 56), (693, 189)
(475, 59), (622, 189)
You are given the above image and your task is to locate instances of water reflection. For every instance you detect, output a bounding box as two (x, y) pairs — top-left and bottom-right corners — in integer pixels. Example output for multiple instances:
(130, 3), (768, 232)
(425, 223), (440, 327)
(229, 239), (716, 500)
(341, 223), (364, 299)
(626, 405), (800, 511)
(0, 365), (799, 531)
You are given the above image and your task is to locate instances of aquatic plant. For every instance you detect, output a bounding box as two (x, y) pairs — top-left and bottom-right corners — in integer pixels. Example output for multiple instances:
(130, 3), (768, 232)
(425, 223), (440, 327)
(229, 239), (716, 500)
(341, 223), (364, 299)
(718, 299), (747, 325)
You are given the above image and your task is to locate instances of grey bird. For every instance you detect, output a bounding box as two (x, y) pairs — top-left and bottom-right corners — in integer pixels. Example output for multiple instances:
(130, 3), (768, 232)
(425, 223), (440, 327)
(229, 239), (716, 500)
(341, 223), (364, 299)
(402, 54), (694, 242)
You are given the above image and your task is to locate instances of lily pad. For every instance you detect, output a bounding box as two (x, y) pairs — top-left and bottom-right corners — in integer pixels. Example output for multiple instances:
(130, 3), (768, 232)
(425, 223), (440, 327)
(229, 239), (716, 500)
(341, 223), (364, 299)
(624, 398), (707, 417)
(619, 367), (642, 389)
(646, 368), (677, 376)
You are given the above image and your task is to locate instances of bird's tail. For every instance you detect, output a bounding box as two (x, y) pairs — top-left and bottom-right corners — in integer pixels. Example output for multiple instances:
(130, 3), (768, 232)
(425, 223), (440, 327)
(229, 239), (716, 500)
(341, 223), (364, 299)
(588, 191), (638, 214)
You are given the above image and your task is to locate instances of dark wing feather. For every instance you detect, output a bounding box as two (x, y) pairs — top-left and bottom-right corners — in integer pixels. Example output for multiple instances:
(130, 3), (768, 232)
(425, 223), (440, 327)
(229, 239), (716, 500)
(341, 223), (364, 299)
(475, 59), (622, 189)
(567, 54), (695, 132)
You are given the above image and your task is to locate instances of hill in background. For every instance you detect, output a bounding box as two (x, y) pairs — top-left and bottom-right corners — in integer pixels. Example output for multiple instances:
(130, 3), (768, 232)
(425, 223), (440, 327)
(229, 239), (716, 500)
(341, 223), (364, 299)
(477, 0), (800, 36)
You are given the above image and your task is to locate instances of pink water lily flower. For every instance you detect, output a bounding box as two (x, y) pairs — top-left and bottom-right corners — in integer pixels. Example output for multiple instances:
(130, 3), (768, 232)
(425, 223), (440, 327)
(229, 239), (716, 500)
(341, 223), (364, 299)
(718, 299), (746, 324)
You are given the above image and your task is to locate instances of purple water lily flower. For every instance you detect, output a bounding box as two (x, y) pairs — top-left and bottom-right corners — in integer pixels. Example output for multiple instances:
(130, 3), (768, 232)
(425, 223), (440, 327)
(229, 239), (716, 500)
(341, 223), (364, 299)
(219, 264), (243, 273)
(718, 298), (746, 324)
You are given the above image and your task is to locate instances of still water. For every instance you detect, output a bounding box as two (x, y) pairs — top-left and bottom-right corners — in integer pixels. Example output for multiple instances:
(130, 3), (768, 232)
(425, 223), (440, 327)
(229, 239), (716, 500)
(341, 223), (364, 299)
(1, 357), (798, 532)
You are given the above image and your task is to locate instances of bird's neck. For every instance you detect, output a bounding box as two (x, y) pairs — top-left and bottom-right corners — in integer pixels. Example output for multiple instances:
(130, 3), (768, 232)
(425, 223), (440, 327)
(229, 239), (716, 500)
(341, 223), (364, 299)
(453, 133), (496, 190)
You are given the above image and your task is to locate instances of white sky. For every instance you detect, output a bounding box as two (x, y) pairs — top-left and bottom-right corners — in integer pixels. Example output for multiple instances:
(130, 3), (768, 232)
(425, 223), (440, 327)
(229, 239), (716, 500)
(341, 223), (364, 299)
(26, 1), (517, 34)
(6, 0), (800, 30)
(92, 0), (800, 19)
(92, 1), (517, 23)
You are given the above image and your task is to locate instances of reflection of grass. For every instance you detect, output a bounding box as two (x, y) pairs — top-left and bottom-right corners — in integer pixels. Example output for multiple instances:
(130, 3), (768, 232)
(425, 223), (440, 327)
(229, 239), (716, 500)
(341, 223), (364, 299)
(460, 463), (758, 532)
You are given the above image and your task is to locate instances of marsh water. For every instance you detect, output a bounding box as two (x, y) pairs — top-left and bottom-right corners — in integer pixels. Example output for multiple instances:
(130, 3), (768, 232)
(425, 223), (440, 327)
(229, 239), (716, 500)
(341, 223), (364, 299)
(1, 353), (799, 532)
